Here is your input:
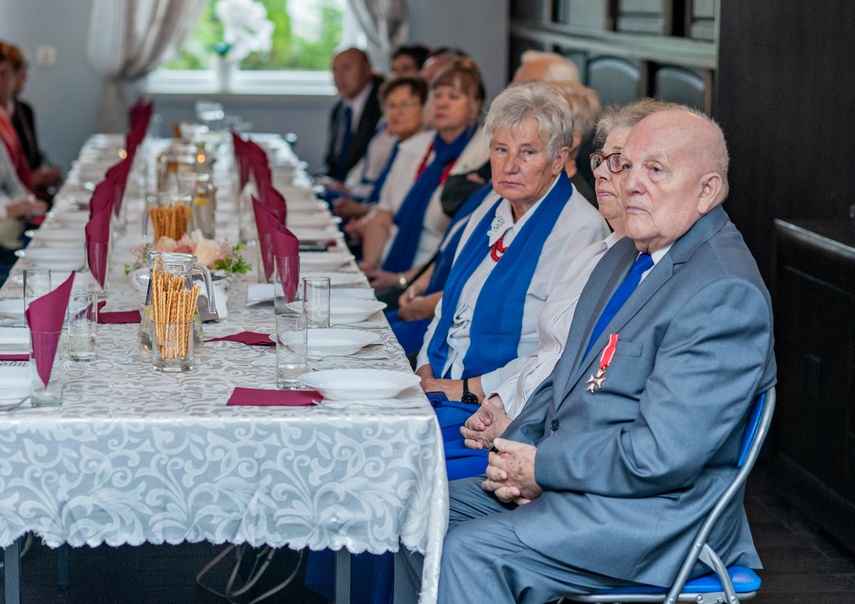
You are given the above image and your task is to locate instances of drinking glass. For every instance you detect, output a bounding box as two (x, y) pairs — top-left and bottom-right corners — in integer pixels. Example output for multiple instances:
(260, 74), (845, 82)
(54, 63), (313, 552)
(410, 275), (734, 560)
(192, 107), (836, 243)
(302, 276), (330, 328)
(23, 268), (51, 310)
(30, 330), (64, 406)
(275, 312), (308, 389)
(67, 291), (98, 361)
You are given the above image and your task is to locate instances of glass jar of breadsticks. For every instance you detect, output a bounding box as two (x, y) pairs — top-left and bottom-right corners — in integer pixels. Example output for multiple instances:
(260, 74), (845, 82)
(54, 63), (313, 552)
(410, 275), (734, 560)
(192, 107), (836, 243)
(136, 250), (216, 354)
(147, 193), (192, 242)
(149, 256), (201, 372)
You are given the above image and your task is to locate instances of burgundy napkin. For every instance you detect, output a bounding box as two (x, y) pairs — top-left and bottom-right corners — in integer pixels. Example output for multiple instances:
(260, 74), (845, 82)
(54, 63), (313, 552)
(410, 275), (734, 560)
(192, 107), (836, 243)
(246, 140), (272, 192)
(96, 302), (141, 324)
(85, 182), (113, 289)
(105, 156), (133, 217)
(205, 331), (274, 346)
(25, 272), (75, 387)
(252, 197), (276, 281)
(227, 387), (319, 407)
(0, 354), (28, 361)
(267, 213), (300, 302)
(259, 181), (287, 223)
(232, 132), (252, 190)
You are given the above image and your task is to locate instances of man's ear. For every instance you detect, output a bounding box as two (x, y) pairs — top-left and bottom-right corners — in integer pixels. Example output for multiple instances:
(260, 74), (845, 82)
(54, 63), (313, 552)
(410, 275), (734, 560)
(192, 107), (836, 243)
(697, 172), (723, 215)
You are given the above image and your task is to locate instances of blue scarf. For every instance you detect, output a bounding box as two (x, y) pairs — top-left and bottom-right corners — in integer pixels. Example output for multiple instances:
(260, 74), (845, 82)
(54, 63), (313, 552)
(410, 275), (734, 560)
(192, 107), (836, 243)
(365, 142), (399, 204)
(427, 181), (494, 295)
(426, 172), (574, 378)
(382, 126), (475, 272)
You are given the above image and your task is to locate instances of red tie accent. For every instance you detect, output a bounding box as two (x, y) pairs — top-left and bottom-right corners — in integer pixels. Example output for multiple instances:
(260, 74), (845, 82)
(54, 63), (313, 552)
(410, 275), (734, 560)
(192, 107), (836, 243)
(490, 234), (508, 262)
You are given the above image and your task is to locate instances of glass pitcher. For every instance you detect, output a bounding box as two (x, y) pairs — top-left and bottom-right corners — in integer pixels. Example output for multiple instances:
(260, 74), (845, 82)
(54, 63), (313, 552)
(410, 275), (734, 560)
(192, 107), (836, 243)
(132, 249), (218, 352)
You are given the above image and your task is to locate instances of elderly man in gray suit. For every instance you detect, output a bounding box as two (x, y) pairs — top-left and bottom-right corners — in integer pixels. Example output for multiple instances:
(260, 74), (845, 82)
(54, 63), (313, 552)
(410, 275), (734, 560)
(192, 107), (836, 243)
(399, 107), (777, 603)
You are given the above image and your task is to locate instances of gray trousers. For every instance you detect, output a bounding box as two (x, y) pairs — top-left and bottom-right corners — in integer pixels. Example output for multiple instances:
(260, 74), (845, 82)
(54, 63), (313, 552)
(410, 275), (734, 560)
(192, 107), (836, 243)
(395, 476), (638, 603)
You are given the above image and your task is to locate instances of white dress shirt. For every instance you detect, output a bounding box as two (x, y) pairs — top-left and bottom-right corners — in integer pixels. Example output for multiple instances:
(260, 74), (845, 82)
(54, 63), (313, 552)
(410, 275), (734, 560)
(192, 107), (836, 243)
(377, 128), (489, 269)
(493, 232), (622, 418)
(417, 176), (610, 392)
(343, 127), (398, 200)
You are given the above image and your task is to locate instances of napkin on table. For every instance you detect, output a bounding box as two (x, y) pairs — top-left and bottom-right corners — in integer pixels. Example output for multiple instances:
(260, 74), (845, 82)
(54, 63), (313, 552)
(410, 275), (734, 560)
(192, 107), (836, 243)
(96, 302), (141, 324)
(25, 271), (75, 387)
(268, 212), (300, 302)
(85, 179), (113, 288)
(227, 387), (318, 406)
(206, 331), (274, 346)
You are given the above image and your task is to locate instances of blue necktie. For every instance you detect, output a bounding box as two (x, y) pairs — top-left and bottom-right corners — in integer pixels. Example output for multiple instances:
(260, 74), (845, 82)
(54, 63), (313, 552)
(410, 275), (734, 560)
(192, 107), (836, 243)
(584, 253), (654, 356)
(336, 105), (353, 176)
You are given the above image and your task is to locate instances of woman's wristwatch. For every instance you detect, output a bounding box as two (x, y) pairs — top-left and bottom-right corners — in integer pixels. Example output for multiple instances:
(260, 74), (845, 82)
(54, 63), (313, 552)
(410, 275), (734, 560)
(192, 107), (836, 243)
(461, 378), (479, 404)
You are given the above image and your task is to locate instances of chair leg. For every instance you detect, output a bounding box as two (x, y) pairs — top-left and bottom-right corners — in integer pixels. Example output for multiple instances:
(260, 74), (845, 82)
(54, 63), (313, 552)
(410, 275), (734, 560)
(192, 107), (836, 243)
(3, 536), (22, 604)
(57, 543), (70, 590)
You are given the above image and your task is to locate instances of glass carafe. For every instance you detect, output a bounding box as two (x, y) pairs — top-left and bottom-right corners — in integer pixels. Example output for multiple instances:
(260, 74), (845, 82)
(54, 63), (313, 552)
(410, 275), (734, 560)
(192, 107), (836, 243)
(133, 249), (218, 352)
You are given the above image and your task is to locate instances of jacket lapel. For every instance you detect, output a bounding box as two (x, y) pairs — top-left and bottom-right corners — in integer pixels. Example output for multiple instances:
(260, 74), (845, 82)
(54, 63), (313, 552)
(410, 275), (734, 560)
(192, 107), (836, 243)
(556, 205), (731, 407)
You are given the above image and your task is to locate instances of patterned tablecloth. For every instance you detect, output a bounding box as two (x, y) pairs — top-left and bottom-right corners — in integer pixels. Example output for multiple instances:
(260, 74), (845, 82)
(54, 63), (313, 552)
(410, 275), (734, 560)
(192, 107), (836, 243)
(0, 135), (447, 604)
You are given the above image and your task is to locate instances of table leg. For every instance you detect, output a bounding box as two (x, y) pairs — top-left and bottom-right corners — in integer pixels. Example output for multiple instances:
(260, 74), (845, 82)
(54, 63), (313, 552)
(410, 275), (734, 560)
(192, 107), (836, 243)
(334, 549), (351, 604)
(3, 536), (21, 604)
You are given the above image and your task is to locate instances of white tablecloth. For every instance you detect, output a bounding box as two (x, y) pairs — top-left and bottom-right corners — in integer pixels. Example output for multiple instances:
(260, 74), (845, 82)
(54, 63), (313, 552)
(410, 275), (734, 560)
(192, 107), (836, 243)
(0, 134), (448, 603)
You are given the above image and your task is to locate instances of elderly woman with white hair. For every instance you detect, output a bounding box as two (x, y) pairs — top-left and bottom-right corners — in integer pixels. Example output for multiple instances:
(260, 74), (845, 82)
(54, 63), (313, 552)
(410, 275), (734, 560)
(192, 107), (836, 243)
(417, 81), (609, 447)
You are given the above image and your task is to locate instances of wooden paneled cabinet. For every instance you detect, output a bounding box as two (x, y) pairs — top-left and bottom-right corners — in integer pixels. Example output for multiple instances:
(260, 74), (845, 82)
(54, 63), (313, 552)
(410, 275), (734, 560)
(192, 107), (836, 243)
(772, 219), (855, 552)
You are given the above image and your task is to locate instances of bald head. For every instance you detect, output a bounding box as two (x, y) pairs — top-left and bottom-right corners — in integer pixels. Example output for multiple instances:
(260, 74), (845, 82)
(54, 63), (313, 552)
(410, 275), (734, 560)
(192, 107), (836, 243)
(332, 47), (373, 100)
(619, 109), (729, 253)
(513, 51), (580, 83)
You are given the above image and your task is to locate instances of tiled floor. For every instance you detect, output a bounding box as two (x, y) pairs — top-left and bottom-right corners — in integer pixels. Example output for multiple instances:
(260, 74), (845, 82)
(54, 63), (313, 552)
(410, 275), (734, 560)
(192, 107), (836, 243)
(2, 458), (853, 603)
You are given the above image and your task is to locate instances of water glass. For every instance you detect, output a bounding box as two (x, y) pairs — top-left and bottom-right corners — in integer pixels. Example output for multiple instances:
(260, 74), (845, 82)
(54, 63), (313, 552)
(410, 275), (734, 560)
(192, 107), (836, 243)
(275, 312), (308, 389)
(302, 276), (330, 328)
(23, 268), (51, 310)
(30, 330), (64, 407)
(152, 320), (195, 372)
(273, 255), (299, 315)
(67, 291), (98, 361)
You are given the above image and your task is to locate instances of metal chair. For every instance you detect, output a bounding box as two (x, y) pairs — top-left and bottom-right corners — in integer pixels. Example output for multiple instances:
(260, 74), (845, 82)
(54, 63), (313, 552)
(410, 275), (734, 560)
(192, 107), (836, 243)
(563, 387), (776, 604)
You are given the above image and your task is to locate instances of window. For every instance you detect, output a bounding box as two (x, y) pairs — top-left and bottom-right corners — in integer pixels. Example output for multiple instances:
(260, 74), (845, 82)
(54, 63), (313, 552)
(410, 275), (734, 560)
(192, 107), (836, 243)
(147, 0), (360, 96)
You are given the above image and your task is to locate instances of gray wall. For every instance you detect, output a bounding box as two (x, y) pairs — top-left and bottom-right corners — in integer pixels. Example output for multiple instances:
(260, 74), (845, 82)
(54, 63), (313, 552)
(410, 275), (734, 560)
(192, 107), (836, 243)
(0, 0), (509, 173)
(0, 0), (102, 172)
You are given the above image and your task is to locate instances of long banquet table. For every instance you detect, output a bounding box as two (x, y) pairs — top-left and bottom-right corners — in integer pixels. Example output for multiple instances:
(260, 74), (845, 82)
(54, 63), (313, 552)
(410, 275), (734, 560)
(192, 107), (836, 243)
(0, 133), (447, 603)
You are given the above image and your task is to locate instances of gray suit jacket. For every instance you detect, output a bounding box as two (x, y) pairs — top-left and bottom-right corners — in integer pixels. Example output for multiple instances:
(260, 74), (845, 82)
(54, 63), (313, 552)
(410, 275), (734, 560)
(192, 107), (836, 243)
(503, 205), (776, 587)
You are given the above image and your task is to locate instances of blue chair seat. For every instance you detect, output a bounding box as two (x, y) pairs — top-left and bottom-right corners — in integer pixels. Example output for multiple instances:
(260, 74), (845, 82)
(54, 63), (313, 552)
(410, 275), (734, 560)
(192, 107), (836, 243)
(594, 565), (761, 596)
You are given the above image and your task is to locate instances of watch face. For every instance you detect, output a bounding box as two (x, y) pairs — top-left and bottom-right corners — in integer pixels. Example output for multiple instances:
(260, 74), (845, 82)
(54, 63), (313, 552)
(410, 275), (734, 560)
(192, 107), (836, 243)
(461, 392), (479, 405)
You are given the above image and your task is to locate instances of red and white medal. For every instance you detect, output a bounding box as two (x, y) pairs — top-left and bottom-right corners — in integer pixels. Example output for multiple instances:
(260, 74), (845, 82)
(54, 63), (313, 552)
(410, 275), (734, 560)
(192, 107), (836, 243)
(586, 334), (619, 393)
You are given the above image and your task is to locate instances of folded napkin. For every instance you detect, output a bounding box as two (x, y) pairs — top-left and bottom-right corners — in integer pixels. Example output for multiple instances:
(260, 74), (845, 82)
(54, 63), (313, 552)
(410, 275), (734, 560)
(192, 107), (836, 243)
(96, 302), (141, 324)
(232, 132), (252, 190)
(0, 353), (29, 361)
(252, 197), (276, 281)
(25, 271), (75, 387)
(85, 179), (113, 288)
(227, 387), (319, 406)
(206, 331), (274, 346)
(260, 181), (287, 223)
(105, 156), (133, 217)
(268, 213), (300, 303)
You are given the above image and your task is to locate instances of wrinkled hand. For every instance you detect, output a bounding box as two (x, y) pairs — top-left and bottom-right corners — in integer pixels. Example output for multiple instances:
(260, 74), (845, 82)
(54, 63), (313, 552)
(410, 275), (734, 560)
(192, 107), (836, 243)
(419, 377), (463, 400)
(332, 197), (369, 220)
(482, 438), (541, 505)
(364, 268), (402, 291)
(5, 199), (48, 219)
(31, 166), (63, 189)
(461, 396), (512, 451)
(345, 218), (368, 239)
(397, 294), (436, 321)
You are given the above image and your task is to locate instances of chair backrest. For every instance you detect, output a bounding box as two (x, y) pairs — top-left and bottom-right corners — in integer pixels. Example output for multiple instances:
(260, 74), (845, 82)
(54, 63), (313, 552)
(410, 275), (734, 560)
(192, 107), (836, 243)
(664, 387), (776, 602)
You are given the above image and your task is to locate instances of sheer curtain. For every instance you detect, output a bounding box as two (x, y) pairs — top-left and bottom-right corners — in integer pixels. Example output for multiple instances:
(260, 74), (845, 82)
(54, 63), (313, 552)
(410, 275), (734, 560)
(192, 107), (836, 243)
(87, 0), (207, 132)
(346, 0), (409, 71)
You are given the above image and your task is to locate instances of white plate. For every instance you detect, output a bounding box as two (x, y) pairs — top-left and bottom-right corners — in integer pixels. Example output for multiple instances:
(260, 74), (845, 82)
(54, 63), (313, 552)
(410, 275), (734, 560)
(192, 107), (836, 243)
(292, 228), (341, 242)
(29, 228), (85, 245)
(51, 211), (90, 226)
(303, 272), (366, 286)
(287, 214), (339, 228)
(16, 247), (85, 270)
(0, 366), (29, 401)
(307, 328), (380, 357)
(0, 299), (25, 320)
(298, 368), (421, 401)
(330, 299), (387, 324)
(300, 252), (351, 270)
(0, 327), (29, 346)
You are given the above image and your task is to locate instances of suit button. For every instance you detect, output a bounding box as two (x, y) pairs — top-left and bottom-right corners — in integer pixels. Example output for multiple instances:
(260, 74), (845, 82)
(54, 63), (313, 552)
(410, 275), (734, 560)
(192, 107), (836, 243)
(551, 419), (559, 432)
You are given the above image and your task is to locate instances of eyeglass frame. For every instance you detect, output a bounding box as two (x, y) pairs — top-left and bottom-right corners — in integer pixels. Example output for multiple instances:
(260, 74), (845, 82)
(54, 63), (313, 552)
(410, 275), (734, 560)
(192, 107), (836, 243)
(589, 151), (624, 174)
(383, 100), (422, 112)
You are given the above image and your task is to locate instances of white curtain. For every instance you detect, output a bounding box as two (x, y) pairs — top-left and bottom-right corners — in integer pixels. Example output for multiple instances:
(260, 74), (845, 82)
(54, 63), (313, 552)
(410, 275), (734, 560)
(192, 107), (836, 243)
(346, 0), (409, 71)
(87, 0), (207, 132)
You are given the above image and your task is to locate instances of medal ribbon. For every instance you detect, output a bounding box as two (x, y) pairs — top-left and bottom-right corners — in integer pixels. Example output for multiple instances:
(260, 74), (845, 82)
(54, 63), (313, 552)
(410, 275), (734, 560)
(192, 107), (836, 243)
(599, 333), (619, 371)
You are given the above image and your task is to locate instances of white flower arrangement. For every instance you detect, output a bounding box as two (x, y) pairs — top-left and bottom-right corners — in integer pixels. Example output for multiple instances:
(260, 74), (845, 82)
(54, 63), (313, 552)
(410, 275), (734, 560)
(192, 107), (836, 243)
(214, 0), (274, 63)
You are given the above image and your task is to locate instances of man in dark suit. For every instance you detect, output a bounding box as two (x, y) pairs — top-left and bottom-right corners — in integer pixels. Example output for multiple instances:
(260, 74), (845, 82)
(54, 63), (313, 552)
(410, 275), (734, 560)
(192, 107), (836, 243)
(396, 107), (777, 603)
(321, 47), (383, 182)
